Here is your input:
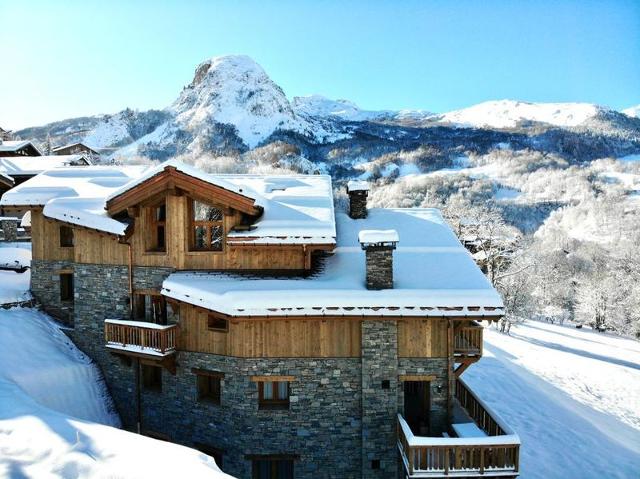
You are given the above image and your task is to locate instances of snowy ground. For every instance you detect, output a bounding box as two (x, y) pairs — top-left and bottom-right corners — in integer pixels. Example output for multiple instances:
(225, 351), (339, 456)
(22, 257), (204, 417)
(0, 244), (232, 478)
(465, 321), (640, 478)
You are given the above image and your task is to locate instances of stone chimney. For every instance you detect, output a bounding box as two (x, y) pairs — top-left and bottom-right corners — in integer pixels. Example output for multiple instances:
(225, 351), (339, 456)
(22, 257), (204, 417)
(358, 229), (399, 290)
(346, 180), (369, 219)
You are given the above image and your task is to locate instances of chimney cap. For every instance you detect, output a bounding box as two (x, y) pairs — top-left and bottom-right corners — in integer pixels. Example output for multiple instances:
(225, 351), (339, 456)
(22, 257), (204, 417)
(347, 180), (369, 193)
(358, 229), (399, 249)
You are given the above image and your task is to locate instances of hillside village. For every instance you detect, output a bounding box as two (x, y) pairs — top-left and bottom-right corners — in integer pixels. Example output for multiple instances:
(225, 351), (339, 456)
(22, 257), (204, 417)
(0, 55), (639, 479)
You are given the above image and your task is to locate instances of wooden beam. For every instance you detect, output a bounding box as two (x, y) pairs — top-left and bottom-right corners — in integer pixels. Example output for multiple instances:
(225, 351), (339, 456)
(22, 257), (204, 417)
(250, 375), (296, 382)
(398, 374), (437, 382)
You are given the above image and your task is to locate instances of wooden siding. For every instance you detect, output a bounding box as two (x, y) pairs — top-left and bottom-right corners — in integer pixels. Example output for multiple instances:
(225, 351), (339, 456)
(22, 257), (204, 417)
(36, 194), (308, 270)
(31, 209), (75, 262)
(178, 304), (361, 357)
(397, 319), (448, 358)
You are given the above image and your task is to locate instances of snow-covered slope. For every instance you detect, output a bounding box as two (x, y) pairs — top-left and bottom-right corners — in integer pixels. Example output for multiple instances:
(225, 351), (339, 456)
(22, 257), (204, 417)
(623, 104), (640, 119)
(466, 320), (640, 478)
(292, 95), (387, 122)
(0, 306), (232, 478)
(437, 100), (607, 129)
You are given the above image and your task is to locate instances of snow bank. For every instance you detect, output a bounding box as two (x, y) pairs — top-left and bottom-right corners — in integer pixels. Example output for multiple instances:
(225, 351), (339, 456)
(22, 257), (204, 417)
(358, 229), (399, 244)
(0, 307), (233, 478)
(465, 320), (640, 478)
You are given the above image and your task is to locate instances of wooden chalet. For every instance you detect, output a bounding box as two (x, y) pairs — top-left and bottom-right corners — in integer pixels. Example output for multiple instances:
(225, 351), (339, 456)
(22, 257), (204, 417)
(52, 141), (100, 158)
(0, 139), (42, 157)
(0, 159), (519, 479)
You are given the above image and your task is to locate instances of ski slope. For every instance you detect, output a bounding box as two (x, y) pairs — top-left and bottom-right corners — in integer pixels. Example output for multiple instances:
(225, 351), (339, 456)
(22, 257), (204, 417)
(465, 321), (640, 478)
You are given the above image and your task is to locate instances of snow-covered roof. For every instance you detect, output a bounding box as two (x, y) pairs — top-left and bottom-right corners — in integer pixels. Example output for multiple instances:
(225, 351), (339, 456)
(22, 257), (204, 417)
(347, 180), (369, 192)
(52, 142), (99, 154)
(0, 155), (90, 177)
(223, 174), (335, 245)
(162, 209), (503, 317)
(358, 229), (399, 245)
(106, 159), (261, 205)
(0, 166), (149, 234)
(0, 140), (42, 154)
(0, 170), (13, 185)
(108, 160), (336, 245)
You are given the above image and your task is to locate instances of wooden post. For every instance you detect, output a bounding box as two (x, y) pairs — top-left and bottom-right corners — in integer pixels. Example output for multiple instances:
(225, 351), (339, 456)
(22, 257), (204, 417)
(447, 319), (454, 424)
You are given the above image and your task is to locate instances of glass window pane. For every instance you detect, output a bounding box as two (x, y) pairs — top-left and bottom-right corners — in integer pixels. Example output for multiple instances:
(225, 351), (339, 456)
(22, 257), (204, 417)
(194, 201), (223, 221)
(194, 226), (207, 248)
(263, 382), (273, 400)
(210, 226), (223, 251)
(277, 382), (288, 400)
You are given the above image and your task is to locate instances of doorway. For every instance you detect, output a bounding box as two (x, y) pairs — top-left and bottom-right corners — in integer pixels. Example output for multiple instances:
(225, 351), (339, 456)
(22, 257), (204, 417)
(404, 381), (431, 436)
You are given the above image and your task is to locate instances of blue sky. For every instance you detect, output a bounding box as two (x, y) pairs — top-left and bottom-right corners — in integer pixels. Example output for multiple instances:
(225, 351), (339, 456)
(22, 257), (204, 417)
(1, 0), (639, 129)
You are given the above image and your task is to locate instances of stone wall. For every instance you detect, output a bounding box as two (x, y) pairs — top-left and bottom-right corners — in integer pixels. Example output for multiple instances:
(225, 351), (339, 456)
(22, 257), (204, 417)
(364, 247), (394, 290)
(348, 190), (368, 219)
(29, 261), (454, 479)
(361, 320), (398, 478)
(31, 259), (75, 326)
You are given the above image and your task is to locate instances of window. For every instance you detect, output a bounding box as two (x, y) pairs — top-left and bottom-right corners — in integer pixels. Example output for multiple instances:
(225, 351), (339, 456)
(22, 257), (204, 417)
(258, 381), (289, 410)
(146, 203), (166, 252)
(207, 314), (228, 332)
(59, 226), (74, 247)
(193, 369), (223, 404)
(133, 293), (173, 324)
(251, 457), (294, 479)
(142, 364), (162, 392)
(60, 273), (74, 302)
(190, 200), (224, 251)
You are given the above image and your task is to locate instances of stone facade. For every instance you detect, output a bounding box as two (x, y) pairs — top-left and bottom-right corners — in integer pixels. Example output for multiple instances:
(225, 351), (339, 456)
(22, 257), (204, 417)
(361, 320), (398, 477)
(348, 190), (368, 219)
(363, 247), (394, 290)
(0, 218), (17, 241)
(31, 260), (453, 479)
(31, 259), (76, 326)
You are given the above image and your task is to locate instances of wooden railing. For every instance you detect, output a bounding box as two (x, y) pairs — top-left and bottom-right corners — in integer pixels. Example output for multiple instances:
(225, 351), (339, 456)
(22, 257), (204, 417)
(104, 319), (177, 356)
(398, 378), (520, 478)
(454, 322), (483, 357)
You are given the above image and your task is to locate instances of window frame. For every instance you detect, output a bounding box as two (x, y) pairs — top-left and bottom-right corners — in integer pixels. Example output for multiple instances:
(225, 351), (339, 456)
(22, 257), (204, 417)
(188, 198), (225, 252)
(59, 272), (74, 302)
(207, 314), (229, 332)
(193, 368), (224, 405)
(258, 381), (290, 410)
(59, 225), (74, 248)
(145, 202), (167, 253)
(250, 456), (295, 479)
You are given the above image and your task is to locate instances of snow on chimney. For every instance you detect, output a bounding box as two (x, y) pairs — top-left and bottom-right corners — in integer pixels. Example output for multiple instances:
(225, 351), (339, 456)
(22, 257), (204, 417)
(358, 229), (399, 290)
(346, 180), (369, 219)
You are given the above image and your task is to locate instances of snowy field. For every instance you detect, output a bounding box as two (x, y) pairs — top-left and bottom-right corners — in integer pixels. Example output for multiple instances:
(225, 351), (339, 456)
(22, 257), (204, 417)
(465, 321), (640, 478)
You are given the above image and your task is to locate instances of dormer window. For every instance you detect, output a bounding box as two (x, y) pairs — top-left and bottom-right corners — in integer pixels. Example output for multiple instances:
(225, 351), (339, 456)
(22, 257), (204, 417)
(190, 199), (224, 252)
(146, 202), (166, 252)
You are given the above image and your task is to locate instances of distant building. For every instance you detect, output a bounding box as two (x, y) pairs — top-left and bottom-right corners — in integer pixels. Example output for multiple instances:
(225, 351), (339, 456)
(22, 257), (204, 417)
(0, 127), (13, 141)
(0, 139), (42, 157)
(0, 154), (91, 186)
(52, 142), (100, 160)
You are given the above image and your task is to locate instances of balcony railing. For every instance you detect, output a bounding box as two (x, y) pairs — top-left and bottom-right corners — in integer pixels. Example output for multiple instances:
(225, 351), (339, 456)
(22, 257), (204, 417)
(104, 319), (177, 357)
(398, 378), (520, 478)
(454, 322), (483, 357)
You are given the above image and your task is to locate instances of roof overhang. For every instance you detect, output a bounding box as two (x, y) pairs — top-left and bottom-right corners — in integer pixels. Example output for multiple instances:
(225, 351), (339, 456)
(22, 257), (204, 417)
(106, 165), (263, 217)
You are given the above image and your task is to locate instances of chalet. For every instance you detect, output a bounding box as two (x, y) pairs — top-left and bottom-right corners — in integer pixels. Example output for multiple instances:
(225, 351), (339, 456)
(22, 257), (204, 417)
(52, 141), (100, 159)
(0, 139), (42, 157)
(0, 160), (520, 479)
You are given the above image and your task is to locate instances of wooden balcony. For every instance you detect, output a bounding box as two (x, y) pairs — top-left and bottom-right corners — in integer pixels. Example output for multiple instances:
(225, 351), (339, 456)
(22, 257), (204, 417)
(104, 319), (177, 361)
(454, 322), (483, 358)
(398, 378), (520, 478)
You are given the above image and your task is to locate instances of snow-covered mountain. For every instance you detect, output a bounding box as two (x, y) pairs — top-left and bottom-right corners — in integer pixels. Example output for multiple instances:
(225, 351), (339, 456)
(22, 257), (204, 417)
(623, 105), (640, 119)
(435, 99), (608, 129)
(14, 55), (640, 165)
